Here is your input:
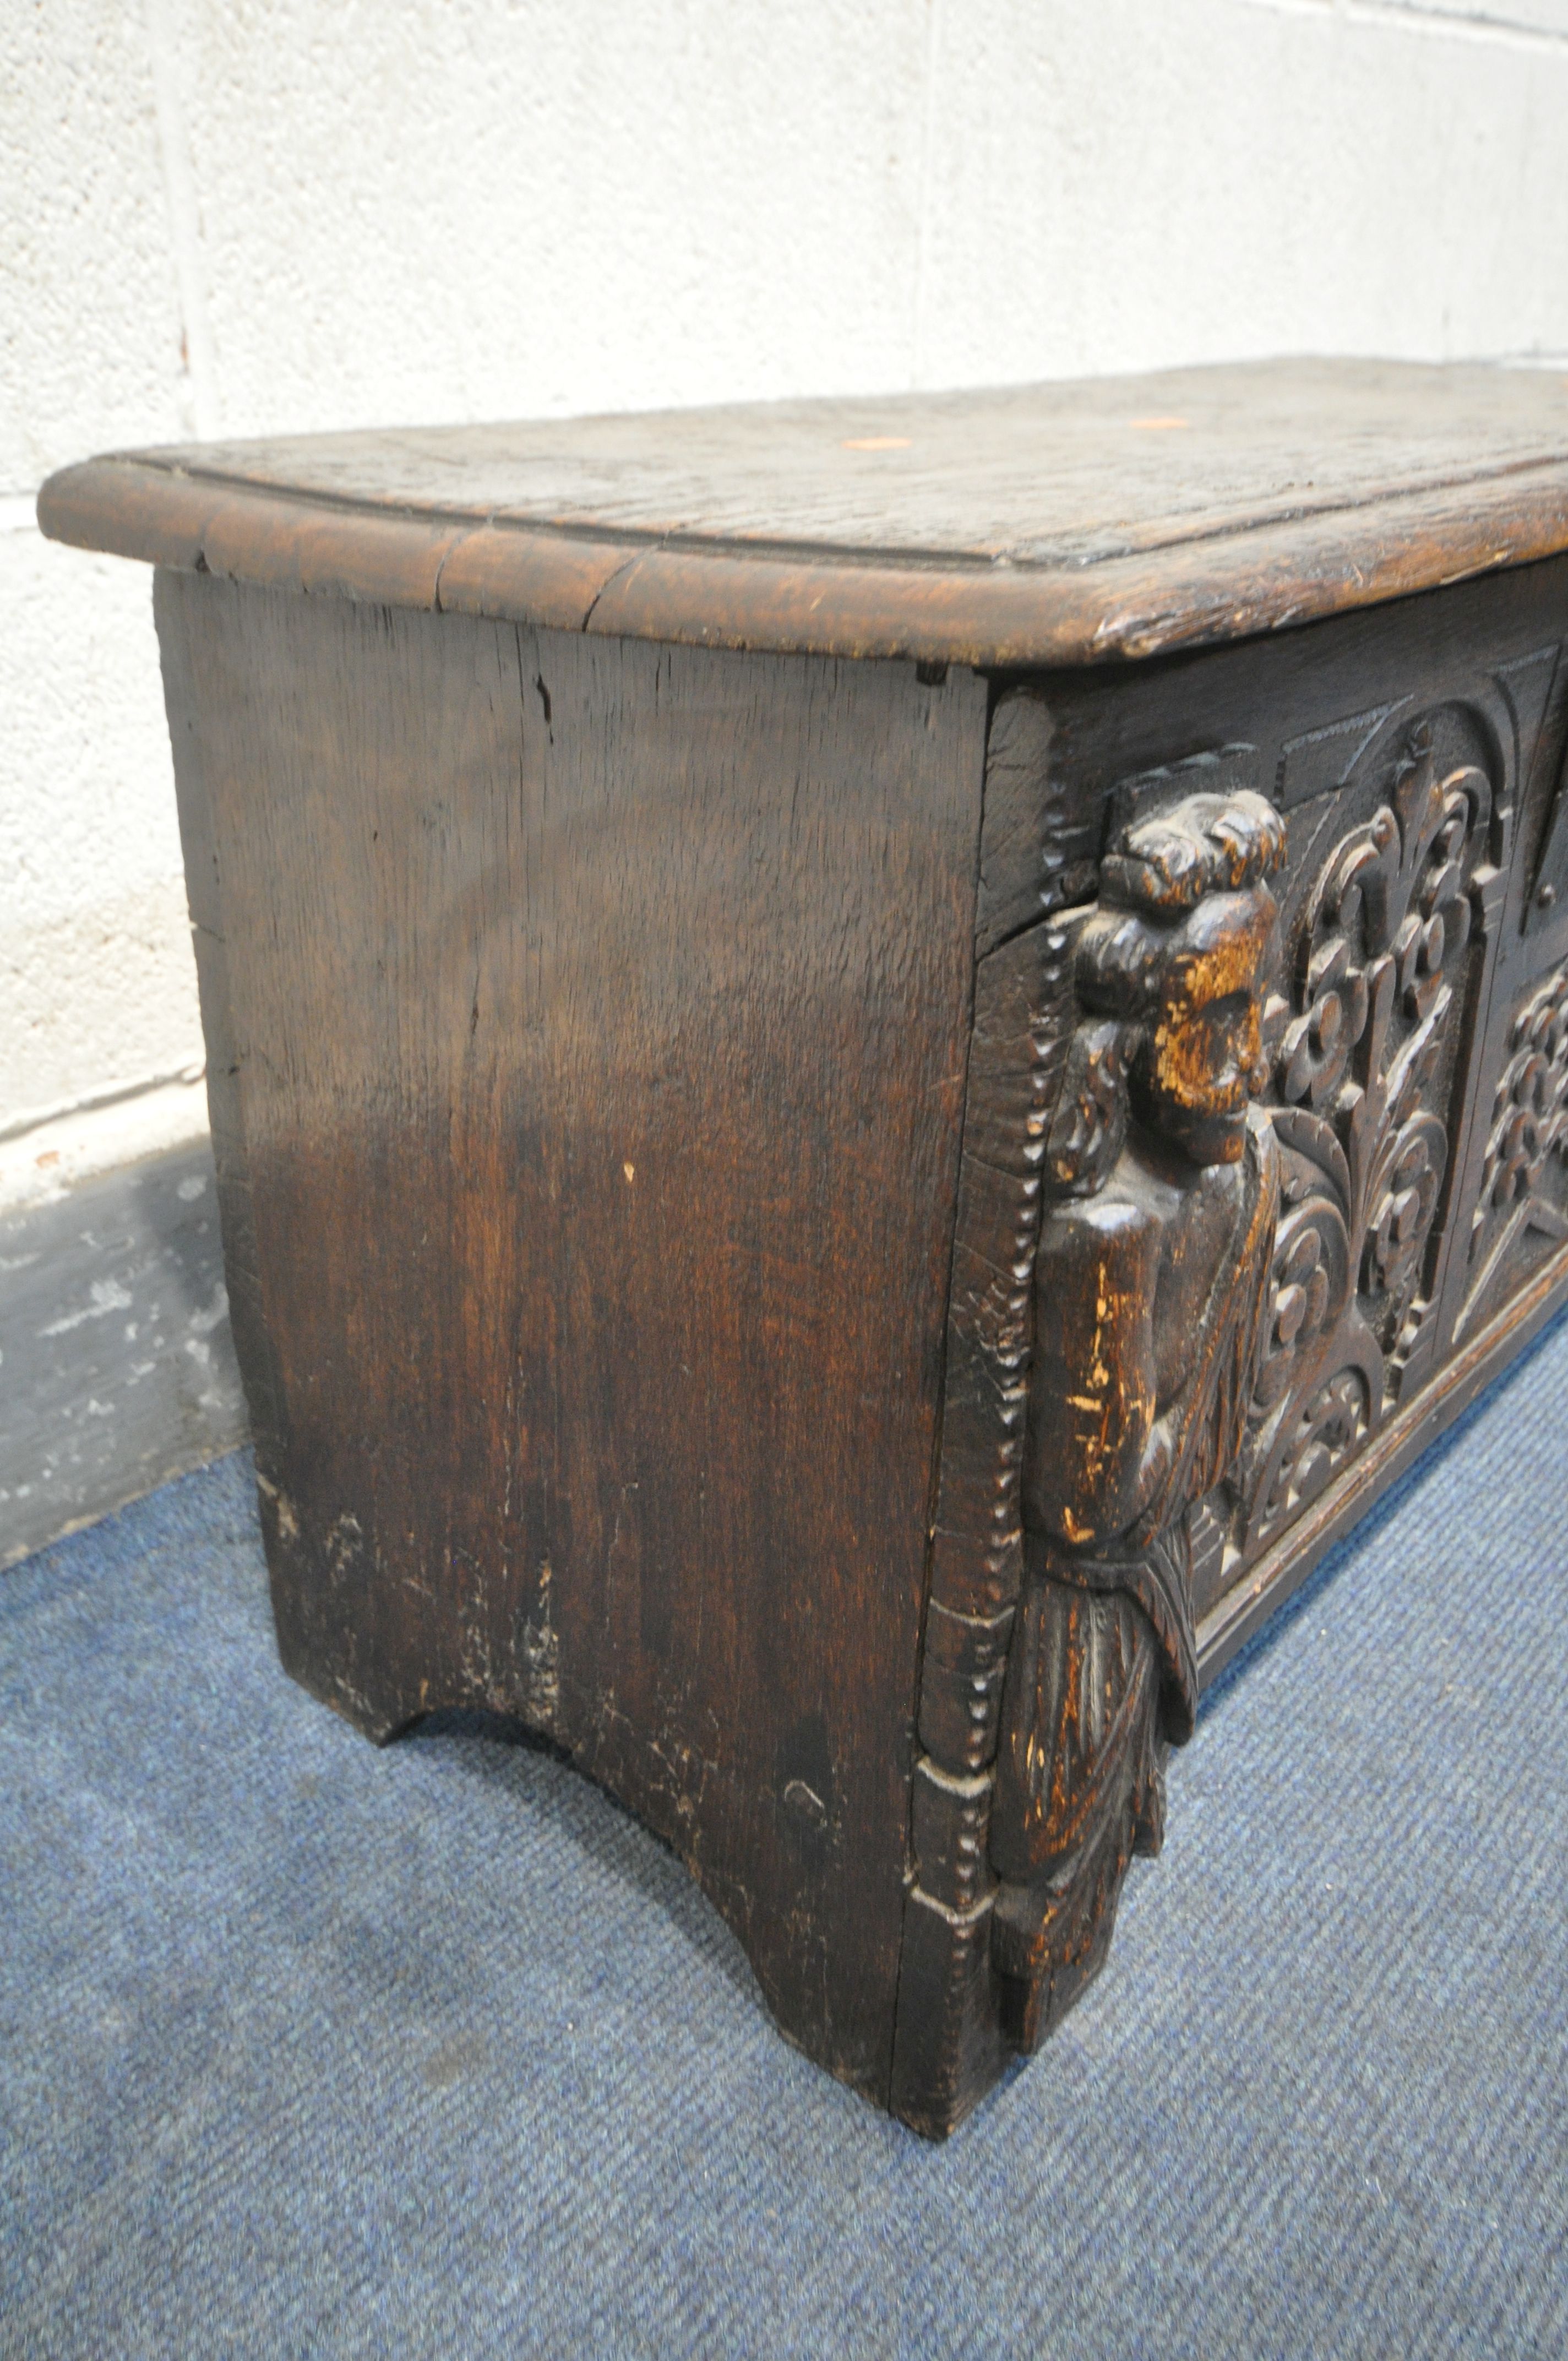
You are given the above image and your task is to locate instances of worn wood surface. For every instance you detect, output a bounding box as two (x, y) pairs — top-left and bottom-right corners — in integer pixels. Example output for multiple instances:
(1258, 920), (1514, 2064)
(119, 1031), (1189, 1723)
(156, 572), (986, 2104)
(40, 361), (1568, 668)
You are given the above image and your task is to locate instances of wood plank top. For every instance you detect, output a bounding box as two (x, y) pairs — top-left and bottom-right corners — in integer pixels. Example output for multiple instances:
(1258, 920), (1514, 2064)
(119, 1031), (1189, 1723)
(37, 359), (1568, 666)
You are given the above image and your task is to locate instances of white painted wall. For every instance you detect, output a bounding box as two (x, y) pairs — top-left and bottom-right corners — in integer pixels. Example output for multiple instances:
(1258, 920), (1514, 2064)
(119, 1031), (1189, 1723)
(6, 0), (1568, 1144)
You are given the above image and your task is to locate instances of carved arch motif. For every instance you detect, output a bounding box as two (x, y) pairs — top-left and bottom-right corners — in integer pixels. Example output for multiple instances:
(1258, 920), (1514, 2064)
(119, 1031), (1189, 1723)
(1222, 708), (1500, 1562)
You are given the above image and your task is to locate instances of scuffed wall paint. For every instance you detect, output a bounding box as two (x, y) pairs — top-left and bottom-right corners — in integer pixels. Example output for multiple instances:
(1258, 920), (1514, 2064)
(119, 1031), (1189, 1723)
(4, 0), (1568, 1129)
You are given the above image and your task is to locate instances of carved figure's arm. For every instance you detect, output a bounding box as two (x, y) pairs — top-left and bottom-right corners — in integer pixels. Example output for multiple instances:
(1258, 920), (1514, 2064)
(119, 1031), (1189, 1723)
(1025, 1195), (1167, 1547)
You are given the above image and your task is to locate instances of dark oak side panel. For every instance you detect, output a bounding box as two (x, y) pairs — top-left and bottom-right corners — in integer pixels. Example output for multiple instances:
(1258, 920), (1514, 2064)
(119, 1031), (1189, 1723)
(156, 574), (987, 2102)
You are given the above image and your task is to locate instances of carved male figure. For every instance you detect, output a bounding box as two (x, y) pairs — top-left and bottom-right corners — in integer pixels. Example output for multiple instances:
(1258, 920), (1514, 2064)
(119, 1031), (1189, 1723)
(990, 788), (1287, 2046)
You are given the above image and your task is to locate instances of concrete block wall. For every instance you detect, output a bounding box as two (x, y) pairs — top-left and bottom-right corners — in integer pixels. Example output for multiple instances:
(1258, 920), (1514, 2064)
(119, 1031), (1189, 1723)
(5, 0), (1568, 1140)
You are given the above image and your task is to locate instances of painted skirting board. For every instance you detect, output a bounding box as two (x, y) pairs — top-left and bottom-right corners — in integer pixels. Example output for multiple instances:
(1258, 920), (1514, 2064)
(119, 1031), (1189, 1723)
(1, 1133), (247, 1570)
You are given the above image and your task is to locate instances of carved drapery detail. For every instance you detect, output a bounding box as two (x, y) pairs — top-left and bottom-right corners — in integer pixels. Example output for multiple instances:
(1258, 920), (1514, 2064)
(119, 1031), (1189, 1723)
(984, 788), (1286, 2049)
(892, 750), (1287, 2129)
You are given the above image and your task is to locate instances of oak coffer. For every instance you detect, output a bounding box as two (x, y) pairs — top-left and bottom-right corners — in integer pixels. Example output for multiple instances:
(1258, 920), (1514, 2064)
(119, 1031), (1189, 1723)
(39, 360), (1568, 2135)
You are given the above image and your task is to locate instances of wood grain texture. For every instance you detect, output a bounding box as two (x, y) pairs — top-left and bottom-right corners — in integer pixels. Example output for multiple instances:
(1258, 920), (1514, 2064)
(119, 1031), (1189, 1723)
(40, 361), (1568, 668)
(155, 573), (987, 2104)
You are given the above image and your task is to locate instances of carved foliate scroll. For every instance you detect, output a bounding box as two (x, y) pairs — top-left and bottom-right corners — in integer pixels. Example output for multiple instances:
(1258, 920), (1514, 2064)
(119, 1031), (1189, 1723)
(1192, 702), (1513, 1591)
(1458, 959), (1568, 1337)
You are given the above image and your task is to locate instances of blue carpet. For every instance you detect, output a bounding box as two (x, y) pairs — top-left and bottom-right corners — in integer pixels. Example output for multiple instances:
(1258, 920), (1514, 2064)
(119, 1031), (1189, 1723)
(3, 1318), (1568, 2359)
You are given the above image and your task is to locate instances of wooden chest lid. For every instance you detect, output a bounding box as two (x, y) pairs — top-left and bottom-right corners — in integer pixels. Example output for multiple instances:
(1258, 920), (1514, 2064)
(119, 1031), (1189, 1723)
(36, 358), (1568, 667)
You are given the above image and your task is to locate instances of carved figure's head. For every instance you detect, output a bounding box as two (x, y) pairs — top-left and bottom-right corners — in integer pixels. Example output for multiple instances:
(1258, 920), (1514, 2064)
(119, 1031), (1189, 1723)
(1046, 789), (1286, 1188)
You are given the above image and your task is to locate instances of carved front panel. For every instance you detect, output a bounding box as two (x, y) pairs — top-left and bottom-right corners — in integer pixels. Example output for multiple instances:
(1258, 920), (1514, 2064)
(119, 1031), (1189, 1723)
(892, 567), (1568, 2134)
